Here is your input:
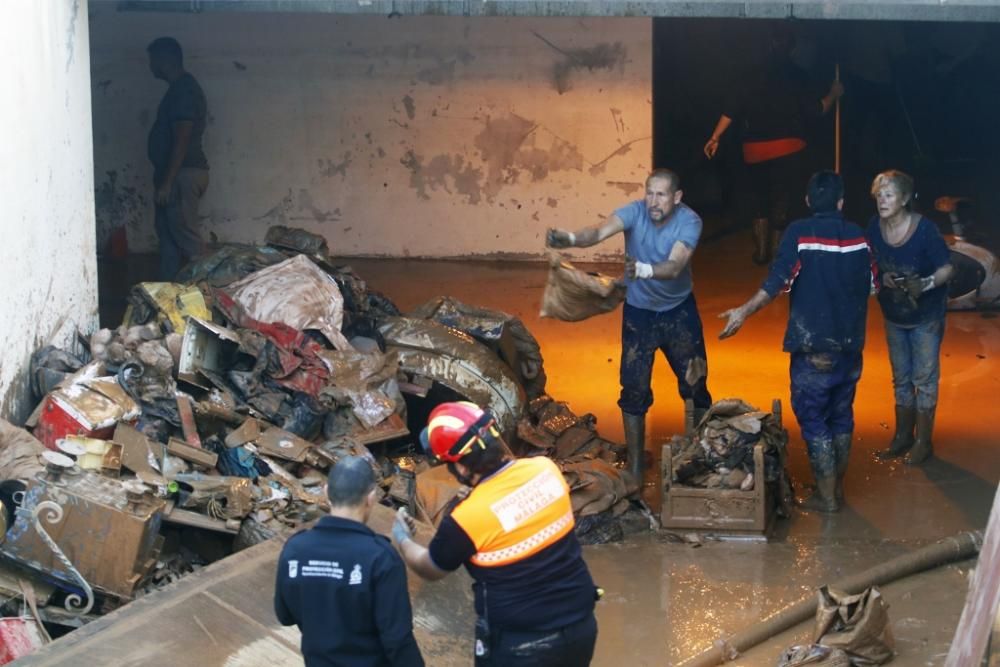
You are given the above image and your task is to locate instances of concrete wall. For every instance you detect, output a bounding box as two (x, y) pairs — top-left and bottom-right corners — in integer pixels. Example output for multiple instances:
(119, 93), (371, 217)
(89, 10), (652, 260)
(1, 0), (97, 423)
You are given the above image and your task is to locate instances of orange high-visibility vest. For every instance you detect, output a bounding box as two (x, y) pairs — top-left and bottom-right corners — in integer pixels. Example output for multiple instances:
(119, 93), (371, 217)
(450, 457), (575, 568)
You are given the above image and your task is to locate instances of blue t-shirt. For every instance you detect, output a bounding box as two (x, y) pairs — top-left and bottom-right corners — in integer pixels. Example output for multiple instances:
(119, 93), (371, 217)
(866, 215), (951, 326)
(615, 201), (702, 312)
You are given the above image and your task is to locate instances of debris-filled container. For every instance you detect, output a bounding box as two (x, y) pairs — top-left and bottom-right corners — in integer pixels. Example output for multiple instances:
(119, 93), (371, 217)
(660, 398), (792, 539)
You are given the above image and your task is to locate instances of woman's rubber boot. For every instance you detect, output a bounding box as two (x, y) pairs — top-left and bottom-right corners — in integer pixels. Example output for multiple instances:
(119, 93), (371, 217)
(622, 411), (646, 484)
(751, 218), (770, 265)
(906, 407), (935, 465)
(877, 405), (916, 460)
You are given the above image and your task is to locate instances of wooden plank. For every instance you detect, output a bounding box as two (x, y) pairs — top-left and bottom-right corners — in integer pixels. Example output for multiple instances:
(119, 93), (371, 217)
(166, 438), (218, 469)
(946, 482), (1000, 666)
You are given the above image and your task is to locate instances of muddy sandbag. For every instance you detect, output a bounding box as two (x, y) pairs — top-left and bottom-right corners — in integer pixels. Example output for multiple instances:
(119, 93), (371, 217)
(539, 253), (625, 322)
(813, 586), (895, 665)
(0, 419), (45, 480)
(414, 464), (464, 527)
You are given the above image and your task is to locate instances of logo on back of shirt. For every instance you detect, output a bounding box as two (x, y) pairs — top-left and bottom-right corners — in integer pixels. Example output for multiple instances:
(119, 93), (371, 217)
(288, 560), (298, 579)
(349, 564), (363, 585)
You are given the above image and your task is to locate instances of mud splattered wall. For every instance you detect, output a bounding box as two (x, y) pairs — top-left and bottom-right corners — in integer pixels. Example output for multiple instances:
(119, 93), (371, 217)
(1, 0), (98, 423)
(89, 10), (651, 260)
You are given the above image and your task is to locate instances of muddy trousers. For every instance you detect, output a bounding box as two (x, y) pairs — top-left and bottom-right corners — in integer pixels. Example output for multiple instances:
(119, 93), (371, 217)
(618, 297), (712, 416)
(884, 318), (944, 410)
(790, 351), (863, 477)
(476, 614), (597, 667)
(154, 167), (209, 280)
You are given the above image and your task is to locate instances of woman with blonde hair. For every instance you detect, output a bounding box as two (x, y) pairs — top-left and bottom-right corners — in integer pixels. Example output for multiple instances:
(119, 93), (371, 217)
(866, 170), (954, 464)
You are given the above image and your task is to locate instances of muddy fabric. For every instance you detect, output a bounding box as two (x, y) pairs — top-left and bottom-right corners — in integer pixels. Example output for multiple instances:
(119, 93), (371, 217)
(619, 297), (712, 415)
(790, 351), (862, 448)
(669, 398), (791, 504)
(264, 225), (330, 259)
(539, 254), (625, 322)
(0, 419), (45, 480)
(175, 244), (288, 287)
(778, 645), (851, 667)
(813, 586), (895, 665)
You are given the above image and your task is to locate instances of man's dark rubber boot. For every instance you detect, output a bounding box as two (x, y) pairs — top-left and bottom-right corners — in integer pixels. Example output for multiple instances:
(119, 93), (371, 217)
(832, 433), (852, 504)
(751, 218), (770, 265)
(877, 405), (916, 460)
(622, 411), (646, 484)
(801, 475), (840, 513)
(801, 437), (840, 513)
(906, 407), (936, 465)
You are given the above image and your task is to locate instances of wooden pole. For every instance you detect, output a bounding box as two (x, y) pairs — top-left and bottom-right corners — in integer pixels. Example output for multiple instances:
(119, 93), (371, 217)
(945, 482), (1000, 666)
(835, 63), (841, 174)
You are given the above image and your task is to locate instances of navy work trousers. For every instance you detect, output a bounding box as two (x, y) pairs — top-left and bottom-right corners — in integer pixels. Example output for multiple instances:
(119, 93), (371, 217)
(618, 295), (712, 416)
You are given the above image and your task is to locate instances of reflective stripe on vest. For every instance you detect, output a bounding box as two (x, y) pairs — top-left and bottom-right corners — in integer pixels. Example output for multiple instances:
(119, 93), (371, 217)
(450, 457), (575, 568)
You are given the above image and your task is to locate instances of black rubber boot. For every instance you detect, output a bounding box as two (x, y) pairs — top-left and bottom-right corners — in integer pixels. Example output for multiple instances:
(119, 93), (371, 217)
(906, 407), (935, 465)
(877, 405), (916, 460)
(801, 437), (840, 513)
(832, 433), (852, 504)
(622, 411), (646, 484)
(801, 475), (840, 514)
(751, 218), (770, 265)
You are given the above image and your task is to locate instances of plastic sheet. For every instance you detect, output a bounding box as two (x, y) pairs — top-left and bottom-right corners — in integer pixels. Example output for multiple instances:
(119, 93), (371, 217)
(225, 254), (351, 350)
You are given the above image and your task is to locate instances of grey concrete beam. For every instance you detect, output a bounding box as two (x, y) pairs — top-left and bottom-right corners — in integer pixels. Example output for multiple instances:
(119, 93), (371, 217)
(117, 0), (1000, 21)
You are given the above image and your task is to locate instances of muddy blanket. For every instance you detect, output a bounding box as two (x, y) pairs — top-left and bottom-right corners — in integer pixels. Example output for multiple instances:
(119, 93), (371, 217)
(539, 253), (625, 322)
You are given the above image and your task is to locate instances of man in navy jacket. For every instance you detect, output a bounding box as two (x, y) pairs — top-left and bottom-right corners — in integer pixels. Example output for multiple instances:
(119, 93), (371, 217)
(719, 171), (875, 513)
(274, 457), (424, 666)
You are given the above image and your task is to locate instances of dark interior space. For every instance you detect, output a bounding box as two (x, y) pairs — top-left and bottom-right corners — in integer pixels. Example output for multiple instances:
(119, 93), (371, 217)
(653, 18), (1000, 249)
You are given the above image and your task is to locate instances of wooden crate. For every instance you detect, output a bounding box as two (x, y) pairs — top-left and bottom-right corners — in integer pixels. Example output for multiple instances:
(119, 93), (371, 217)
(660, 399), (783, 539)
(660, 443), (772, 538)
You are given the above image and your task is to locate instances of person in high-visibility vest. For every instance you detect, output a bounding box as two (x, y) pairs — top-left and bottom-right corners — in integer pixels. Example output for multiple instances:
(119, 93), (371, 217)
(393, 401), (600, 666)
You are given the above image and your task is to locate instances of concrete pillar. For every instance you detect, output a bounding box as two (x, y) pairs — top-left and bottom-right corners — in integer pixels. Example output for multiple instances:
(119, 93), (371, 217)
(0, 0), (98, 423)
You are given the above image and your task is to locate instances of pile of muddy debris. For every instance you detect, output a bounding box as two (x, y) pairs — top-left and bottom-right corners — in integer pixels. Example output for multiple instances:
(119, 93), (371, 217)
(666, 399), (793, 512)
(0, 226), (640, 655)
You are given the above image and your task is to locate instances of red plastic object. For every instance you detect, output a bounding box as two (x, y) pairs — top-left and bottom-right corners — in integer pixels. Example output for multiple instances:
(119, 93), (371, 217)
(0, 618), (45, 664)
(35, 394), (116, 450)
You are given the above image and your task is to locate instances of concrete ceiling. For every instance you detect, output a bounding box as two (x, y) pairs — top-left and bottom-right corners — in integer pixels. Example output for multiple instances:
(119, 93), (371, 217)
(116, 0), (1000, 22)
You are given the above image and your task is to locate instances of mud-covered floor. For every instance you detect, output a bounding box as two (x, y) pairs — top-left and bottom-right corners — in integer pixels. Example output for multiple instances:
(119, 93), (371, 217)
(343, 229), (999, 666)
(94, 229), (999, 665)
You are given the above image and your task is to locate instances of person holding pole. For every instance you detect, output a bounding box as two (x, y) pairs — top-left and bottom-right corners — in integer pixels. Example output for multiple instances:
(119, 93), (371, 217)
(704, 25), (844, 265)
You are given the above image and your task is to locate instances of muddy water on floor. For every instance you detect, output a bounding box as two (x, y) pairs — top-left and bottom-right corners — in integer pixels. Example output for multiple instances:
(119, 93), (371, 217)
(343, 231), (997, 665)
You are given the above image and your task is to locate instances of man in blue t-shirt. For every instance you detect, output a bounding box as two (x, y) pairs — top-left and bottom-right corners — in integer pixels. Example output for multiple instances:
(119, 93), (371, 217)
(546, 169), (712, 483)
(718, 171), (874, 513)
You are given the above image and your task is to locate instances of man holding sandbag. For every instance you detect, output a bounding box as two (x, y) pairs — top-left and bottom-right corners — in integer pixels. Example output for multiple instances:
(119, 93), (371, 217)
(546, 168), (712, 484)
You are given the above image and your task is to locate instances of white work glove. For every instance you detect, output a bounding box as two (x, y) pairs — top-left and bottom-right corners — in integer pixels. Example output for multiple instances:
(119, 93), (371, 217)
(392, 507), (415, 545)
(634, 261), (654, 279)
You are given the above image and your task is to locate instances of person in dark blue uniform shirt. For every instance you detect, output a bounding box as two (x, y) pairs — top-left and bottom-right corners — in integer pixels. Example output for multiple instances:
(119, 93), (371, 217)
(718, 171), (875, 514)
(274, 457), (424, 667)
